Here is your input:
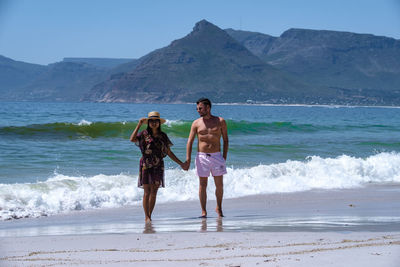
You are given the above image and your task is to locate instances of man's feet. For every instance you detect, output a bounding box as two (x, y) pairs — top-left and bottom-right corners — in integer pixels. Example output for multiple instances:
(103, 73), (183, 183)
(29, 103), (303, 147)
(215, 207), (224, 217)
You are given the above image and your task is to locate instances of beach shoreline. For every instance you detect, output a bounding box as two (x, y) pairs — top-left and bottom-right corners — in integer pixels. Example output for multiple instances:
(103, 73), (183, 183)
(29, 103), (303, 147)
(1, 184), (400, 236)
(1, 185), (400, 266)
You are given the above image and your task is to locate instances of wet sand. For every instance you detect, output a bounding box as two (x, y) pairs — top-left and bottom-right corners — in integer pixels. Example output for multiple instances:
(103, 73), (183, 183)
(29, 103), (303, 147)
(1, 184), (400, 266)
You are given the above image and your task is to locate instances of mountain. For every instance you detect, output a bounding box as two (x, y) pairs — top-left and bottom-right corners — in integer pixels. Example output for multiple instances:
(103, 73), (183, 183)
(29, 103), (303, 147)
(84, 20), (330, 103)
(226, 28), (400, 104)
(0, 55), (47, 97)
(1, 56), (138, 101)
(62, 58), (134, 69)
(2, 20), (400, 105)
(224, 29), (276, 58)
(7, 61), (109, 101)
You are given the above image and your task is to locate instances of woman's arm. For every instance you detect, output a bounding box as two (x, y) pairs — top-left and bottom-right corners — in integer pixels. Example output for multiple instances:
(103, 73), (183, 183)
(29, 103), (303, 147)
(167, 148), (184, 168)
(130, 118), (146, 142)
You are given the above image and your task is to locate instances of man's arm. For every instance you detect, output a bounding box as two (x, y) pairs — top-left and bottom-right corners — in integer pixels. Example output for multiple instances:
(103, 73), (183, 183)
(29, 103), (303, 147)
(185, 121), (197, 169)
(220, 118), (229, 160)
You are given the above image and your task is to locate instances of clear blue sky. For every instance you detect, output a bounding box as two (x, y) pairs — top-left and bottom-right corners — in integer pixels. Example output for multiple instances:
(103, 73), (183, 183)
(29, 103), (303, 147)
(1, 0), (399, 65)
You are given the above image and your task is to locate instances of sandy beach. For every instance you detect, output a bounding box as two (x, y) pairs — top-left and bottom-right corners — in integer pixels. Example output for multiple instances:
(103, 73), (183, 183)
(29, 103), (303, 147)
(1, 231), (399, 266)
(1, 185), (400, 266)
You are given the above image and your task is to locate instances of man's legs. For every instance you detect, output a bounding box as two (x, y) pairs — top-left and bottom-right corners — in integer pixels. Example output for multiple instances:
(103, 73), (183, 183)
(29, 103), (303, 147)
(199, 177), (208, 217)
(213, 175), (224, 217)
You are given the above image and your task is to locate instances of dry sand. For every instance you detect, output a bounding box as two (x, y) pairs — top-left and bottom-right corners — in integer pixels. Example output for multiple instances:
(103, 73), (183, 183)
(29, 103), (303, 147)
(1, 231), (399, 266)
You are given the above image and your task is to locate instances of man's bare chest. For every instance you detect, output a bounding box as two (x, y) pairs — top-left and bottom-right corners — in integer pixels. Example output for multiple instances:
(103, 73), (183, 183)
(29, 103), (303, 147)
(197, 124), (220, 136)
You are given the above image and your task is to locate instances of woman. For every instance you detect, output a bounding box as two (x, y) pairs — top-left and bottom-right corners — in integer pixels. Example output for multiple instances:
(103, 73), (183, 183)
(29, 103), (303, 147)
(130, 111), (184, 223)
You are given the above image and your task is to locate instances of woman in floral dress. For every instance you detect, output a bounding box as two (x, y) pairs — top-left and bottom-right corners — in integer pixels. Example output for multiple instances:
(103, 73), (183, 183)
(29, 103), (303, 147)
(130, 111), (185, 222)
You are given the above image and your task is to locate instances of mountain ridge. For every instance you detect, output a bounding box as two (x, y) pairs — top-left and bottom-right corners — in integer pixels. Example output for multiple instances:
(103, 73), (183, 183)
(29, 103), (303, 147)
(83, 20), (327, 103)
(227, 27), (400, 92)
(1, 20), (399, 105)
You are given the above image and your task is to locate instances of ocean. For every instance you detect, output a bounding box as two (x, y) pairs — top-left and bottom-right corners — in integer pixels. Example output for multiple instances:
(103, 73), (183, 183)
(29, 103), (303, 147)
(1, 102), (400, 221)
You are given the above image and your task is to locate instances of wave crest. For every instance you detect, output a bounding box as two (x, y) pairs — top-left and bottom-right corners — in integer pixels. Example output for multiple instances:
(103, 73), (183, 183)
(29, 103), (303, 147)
(1, 152), (399, 220)
(1, 120), (398, 140)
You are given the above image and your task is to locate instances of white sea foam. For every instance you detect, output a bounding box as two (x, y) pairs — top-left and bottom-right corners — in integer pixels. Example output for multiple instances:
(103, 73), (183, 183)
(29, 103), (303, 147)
(1, 152), (400, 220)
(164, 119), (184, 127)
(76, 119), (92, 126)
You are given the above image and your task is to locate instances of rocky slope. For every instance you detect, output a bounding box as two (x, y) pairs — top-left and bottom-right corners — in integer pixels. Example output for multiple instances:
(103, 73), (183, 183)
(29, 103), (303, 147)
(83, 20), (329, 104)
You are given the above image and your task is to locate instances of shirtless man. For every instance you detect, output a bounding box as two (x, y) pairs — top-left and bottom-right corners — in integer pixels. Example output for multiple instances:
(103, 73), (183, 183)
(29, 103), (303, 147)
(185, 98), (229, 217)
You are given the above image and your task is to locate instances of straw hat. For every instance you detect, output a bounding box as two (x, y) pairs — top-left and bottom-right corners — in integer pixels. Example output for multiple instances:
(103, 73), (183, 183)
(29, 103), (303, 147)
(144, 111), (166, 124)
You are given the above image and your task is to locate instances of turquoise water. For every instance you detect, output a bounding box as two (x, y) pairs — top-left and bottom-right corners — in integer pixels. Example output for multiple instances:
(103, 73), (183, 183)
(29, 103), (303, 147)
(2, 102), (400, 183)
(1, 102), (400, 220)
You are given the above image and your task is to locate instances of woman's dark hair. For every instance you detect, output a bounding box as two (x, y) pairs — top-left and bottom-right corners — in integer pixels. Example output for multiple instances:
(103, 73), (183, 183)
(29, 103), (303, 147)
(196, 97), (212, 108)
(146, 119), (162, 136)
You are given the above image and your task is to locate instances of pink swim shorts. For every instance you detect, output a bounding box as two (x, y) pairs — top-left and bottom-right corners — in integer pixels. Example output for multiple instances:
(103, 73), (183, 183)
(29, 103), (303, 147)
(195, 152), (227, 177)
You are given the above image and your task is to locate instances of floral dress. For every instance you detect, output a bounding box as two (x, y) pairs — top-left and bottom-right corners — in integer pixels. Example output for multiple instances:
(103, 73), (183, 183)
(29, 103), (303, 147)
(136, 130), (172, 188)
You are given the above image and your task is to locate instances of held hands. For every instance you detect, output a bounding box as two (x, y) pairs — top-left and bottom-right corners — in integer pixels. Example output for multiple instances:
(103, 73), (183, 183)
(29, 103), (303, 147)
(180, 161), (190, 171)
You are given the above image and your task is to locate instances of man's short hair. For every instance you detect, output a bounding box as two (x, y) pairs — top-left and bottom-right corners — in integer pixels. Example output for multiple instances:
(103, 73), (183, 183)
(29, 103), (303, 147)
(196, 98), (212, 108)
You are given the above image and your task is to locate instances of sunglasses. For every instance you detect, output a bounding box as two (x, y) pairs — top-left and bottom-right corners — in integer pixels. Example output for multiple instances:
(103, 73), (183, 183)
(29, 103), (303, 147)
(148, 119), (160, 123)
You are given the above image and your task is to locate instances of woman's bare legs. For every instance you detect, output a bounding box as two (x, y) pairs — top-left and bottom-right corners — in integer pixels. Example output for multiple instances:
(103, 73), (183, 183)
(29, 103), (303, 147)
(149, 183), (159, 218)
(142, 184), (151, 223)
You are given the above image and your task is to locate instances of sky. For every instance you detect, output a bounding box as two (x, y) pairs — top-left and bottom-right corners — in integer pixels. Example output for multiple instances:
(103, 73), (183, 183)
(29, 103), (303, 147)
(0, 0), (399, 65)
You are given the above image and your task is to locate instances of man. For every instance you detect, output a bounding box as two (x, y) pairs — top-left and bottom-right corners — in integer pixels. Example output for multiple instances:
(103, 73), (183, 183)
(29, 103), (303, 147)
(184, 98), (229, 218)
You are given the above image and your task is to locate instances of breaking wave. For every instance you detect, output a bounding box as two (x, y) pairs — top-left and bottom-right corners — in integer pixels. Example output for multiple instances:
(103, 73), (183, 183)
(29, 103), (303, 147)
(1, 120), (398, 140)
(1, 152), (399, 220)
